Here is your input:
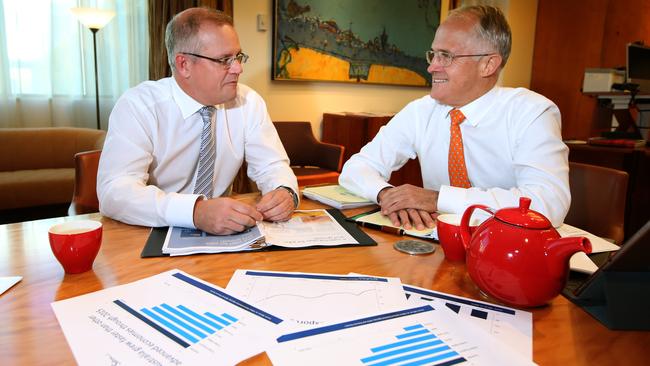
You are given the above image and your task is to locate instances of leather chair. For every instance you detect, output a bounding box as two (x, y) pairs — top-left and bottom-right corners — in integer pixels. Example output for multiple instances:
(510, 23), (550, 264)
(68, 150), (102, 215)
(565, 162), (629, 244)
(273, 121), (345, 187)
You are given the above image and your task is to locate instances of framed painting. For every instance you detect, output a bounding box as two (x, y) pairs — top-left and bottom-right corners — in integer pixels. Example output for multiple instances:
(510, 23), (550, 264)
(272, 0), (442, 87)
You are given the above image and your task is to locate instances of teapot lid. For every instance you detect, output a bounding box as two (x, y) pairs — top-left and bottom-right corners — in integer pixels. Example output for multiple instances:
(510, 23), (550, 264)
(494, 197), (552, 229)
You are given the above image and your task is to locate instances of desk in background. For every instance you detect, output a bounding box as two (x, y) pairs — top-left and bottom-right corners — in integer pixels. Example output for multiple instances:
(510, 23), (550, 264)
(1, 197), (649, 365)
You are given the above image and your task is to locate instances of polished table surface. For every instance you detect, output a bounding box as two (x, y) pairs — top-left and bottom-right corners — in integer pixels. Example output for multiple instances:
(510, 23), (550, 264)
(1, 196), (648, 365)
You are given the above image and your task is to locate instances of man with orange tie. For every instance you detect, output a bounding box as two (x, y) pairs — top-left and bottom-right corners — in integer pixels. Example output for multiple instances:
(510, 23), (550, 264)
(339, 5), (570, 230)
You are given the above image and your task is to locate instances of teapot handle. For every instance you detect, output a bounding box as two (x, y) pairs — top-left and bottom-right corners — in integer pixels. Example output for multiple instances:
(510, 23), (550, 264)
(460, 204), (494, 250)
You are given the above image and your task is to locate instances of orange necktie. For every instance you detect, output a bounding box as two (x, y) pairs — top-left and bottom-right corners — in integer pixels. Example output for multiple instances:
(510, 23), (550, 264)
(448, 109), (471, 188)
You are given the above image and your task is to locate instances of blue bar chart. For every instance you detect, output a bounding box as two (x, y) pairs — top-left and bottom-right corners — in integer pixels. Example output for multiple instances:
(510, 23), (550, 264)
(360, 324), (466, 366)
(114, 299), (239, 347)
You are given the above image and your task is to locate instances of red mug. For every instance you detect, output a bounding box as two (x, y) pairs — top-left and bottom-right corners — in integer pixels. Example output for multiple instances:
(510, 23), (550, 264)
(48, 220), (102, 274)
(436, 214), (478, 262)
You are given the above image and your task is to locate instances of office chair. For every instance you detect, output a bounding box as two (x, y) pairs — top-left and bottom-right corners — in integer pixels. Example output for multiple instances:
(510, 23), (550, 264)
(565, 162), (629, 244)
(273, 121), (345, 187)
(68, 150), (102, 215)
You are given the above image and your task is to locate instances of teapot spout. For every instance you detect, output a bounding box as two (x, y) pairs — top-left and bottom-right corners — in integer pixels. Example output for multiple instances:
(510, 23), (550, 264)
(546, 236), (592, 275)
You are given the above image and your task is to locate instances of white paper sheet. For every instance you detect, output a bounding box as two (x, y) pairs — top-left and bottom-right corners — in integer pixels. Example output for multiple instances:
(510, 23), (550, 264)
(226, 270), (408, 329)
(560, 223), (620, 274)
(0, 276), (22, 295)
(52, 270), (285, 366)
(402, 283), (533, 360)
(267, 304), (535, 366)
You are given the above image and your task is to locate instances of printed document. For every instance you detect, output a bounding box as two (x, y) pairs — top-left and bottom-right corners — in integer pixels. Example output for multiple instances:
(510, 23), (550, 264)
(51, 270), (285, 366)
(267, 305), (534, 366)
(402, 283), (533, 359)
(162, 209), (358, 256)
(226, 270), (408, 329)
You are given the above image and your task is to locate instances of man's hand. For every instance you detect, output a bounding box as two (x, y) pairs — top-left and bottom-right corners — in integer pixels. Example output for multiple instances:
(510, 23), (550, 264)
(256, 188), (295, 222)
(378, 185), (439, 230)
(193, 197), (263, 235)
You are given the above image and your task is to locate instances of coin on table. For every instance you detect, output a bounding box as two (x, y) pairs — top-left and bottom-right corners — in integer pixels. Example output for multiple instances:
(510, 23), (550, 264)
(393, 240), (436, 255)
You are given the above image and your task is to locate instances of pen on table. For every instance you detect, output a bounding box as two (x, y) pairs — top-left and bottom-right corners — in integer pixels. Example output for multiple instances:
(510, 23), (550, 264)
(358, 221), (404, 235)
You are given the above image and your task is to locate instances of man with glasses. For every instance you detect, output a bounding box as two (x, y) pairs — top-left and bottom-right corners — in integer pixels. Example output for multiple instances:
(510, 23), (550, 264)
(340, 5), (569, 229)
(98, 8), (298, 234)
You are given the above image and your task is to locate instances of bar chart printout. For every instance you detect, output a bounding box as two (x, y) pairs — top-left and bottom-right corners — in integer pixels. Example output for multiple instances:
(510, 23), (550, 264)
(267, 305), (535, 366)
(403, 284), (532, 359)
(52, 270), (284, 366)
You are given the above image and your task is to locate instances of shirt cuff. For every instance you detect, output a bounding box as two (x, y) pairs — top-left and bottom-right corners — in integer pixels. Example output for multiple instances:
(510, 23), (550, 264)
(370, 184), (394, 204)
(164, 192), (203, 228)
(437, 185), (467, 214)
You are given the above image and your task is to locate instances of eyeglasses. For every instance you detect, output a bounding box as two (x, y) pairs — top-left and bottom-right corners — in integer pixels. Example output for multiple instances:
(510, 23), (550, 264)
(425, 50), (492, 67)
(180, 51), (249, 68)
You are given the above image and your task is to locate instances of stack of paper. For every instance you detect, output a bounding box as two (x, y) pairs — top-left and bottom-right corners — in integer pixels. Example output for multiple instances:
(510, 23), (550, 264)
(52, 269), (535, 365)
(302, 184), (374, 209)
(226, 269), (534, 365)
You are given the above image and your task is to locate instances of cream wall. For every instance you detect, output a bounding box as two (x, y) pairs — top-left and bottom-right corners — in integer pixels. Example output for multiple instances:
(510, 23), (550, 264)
(234, 0), (538, 138)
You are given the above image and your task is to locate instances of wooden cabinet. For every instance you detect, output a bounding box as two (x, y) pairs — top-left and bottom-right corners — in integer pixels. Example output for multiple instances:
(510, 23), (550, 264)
(322, 113), (423, 187)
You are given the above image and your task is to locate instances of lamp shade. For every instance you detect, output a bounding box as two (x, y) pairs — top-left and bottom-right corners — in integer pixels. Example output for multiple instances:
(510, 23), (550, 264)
(70, 7), (115, 30)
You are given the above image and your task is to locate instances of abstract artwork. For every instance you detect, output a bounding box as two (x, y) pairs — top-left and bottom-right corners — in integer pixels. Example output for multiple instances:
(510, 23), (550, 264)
(272, 0), (441, 86)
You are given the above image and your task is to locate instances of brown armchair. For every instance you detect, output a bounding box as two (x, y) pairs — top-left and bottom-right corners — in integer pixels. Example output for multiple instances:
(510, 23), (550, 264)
(565, 162), (629, 244)
(273, 121), (345, 187)
(68, 150), (102, 215)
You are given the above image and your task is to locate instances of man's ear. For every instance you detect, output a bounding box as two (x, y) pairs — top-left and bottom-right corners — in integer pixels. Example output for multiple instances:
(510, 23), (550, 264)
(174, 53), (192, 78)
(480, 54), (502, 77)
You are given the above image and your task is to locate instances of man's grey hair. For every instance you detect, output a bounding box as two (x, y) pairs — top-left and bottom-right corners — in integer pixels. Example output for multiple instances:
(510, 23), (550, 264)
(165, 7), (234, 73)
(448, 5), (512, 68)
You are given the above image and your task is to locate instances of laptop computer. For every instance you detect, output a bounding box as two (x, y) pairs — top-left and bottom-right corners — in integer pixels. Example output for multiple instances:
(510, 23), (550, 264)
(563, 220), (650, 330)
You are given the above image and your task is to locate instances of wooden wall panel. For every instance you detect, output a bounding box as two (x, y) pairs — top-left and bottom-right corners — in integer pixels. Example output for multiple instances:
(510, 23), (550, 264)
(530, 0), (608, 140)
(531, 0), (650, 140)
(600, 0), (650, 67)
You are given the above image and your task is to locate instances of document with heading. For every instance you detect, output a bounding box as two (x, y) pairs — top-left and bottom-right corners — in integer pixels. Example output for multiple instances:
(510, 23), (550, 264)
(348, 273), (533, 360)
(226, 270), (408, 329)
(402, 283), (533, 359)
(52, 270), (285, 366)
(267, 305), (535, 366)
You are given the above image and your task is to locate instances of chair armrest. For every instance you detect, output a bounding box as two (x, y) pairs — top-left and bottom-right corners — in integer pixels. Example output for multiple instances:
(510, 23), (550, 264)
(312, 142), (345, 172)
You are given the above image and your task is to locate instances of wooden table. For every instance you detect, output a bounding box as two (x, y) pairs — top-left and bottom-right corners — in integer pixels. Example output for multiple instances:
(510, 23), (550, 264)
(1, 198), (648, 365)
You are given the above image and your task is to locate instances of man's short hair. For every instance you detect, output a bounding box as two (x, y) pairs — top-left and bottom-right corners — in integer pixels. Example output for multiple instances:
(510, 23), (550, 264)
(448, 5), (512, 68)
(165, 7), (234, 72)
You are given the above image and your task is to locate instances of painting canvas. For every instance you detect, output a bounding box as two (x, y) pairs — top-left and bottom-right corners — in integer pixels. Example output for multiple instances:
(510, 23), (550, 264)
(272, 0), (442, 86)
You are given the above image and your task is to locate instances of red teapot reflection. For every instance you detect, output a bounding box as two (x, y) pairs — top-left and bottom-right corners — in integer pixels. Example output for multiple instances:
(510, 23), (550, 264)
(460, 197), (591, 307)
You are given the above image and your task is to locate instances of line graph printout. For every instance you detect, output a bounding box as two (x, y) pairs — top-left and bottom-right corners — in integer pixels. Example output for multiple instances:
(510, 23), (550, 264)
(51, 270), (284, 366)
(226, 270), (408, 328)
(403, 284), (532, 359)
(267, 305), (535, 366)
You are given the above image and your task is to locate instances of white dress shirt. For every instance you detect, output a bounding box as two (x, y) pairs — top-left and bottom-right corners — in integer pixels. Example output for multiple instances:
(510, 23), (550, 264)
(98, 78), (297, 228)
(339, 86), (570, 227)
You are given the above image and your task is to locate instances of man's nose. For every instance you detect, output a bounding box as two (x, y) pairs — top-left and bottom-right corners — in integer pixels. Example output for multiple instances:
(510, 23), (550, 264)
(229, 60), (244, 74)
(427, 62), (443, 74)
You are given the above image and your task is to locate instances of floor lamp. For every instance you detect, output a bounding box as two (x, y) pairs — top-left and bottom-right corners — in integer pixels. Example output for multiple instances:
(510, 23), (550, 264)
(71, 7), (115, 130)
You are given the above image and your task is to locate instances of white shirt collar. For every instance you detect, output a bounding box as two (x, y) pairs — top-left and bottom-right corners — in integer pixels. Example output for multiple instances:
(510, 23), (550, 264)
(447, 86), (500, 127)
(170, 77), (215, 119)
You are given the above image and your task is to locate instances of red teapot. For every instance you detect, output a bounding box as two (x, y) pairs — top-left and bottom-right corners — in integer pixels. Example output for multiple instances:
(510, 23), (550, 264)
(460, 197), (591, 307)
